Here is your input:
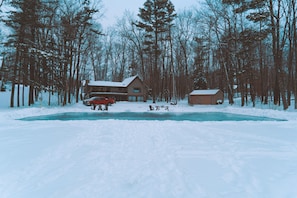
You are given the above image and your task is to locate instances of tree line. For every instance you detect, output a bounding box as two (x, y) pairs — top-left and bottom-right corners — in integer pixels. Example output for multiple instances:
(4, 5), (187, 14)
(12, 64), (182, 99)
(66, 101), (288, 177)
(1, 0), (297, 109)
(1, 0), (101, 107)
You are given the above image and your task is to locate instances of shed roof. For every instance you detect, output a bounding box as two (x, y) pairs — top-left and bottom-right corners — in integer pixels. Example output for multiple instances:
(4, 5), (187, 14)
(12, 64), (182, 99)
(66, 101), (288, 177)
(88, 76), (138, 87)
(190, 89), (221, 96)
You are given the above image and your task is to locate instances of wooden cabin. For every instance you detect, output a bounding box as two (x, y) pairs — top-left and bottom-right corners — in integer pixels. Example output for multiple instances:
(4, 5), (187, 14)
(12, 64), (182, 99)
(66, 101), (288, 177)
(83, 76), (147, 102)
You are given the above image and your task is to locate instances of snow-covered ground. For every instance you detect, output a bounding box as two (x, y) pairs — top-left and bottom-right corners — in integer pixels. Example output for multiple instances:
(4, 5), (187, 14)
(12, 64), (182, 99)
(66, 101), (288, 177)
(1, 90), (297, 197)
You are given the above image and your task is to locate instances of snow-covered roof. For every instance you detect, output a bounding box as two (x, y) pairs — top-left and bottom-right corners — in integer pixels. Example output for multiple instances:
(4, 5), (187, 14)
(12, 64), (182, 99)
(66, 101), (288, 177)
(88, 81), (123, 87)
(190, 89), (221, 96)
(121, 76), (138, 86)
(88, 76), (138, 87)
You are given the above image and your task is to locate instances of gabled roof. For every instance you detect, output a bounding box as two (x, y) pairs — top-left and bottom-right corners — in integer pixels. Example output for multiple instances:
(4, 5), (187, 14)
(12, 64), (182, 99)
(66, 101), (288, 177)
(87, 76), (139, 88)
(190, 89), (221, 96)
(121, 76), (138, 87)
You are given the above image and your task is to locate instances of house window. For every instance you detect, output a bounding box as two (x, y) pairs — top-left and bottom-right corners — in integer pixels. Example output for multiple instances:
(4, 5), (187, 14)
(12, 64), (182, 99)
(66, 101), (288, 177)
(128, 96), (137, 101)
(133, 88), (141, 93)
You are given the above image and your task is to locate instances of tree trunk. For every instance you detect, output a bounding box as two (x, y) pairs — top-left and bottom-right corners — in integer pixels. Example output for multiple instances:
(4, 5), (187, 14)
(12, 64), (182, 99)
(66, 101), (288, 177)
(269, 0), (288, 110)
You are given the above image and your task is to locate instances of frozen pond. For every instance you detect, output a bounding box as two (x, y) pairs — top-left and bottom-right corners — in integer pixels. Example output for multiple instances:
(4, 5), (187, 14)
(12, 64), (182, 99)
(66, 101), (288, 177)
(19, 112), (286, 122)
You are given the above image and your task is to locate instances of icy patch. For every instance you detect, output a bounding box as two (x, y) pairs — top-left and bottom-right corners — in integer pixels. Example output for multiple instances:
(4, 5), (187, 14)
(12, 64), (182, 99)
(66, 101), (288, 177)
(19, 112), (286, 122)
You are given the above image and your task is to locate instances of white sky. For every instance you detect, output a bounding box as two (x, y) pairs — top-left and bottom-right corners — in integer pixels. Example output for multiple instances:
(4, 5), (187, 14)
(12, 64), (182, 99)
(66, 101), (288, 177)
(100, 0), (201, 28)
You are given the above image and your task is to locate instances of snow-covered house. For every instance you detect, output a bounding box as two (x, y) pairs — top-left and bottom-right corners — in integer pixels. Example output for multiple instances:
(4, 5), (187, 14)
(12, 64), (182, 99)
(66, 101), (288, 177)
(188, 89), (224, 105)
(83, 76), (147, 102)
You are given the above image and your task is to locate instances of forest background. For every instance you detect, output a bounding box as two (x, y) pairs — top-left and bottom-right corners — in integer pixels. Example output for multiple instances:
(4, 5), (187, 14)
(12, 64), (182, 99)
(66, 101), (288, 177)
(0, 0), (297, 110)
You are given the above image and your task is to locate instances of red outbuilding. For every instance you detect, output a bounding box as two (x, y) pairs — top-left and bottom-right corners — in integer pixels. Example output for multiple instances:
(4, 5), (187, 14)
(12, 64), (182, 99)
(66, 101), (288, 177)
(188, 89), (224, 105)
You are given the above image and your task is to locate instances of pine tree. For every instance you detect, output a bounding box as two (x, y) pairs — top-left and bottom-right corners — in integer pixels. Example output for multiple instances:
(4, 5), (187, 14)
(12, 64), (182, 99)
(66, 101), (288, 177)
(5, 0), (44, 107)
(192, 37), (207, 90)
(224, 0), (289, 109)
(136, 0), (176, 103)
(193, 66), (207, 90)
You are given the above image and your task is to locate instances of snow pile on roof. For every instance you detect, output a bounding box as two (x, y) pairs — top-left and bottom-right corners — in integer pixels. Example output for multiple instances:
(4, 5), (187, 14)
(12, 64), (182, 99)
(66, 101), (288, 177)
(88, 76), (138, 87)
(190, 89), (221, 95)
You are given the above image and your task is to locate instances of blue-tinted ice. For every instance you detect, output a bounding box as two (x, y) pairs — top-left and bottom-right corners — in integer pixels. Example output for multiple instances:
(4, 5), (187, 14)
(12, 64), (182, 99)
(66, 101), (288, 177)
(19, 112), (286, 122)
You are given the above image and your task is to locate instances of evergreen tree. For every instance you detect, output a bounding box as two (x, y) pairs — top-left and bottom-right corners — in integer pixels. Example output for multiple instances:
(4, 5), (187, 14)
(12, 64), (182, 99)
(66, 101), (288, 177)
(5, 0), (44, 107)
(193, 66), (207, 90)
(192, 37), (207, 90)
(136, 0), (176, 103)
(223, 0), (289, 109)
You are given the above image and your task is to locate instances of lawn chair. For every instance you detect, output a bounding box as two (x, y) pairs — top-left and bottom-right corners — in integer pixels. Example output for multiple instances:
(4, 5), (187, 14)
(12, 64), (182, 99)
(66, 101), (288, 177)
(149, 105), (154, 111)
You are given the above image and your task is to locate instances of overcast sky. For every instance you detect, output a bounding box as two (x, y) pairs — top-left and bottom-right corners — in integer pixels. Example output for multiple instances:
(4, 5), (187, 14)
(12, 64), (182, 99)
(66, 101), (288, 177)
(100, 0), (201, 28)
